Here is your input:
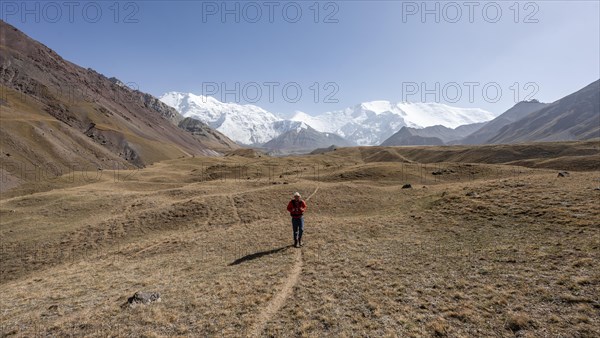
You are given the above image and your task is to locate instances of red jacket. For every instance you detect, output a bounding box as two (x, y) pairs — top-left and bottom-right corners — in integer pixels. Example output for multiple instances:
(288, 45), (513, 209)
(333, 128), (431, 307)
(287, 199), (307, 219)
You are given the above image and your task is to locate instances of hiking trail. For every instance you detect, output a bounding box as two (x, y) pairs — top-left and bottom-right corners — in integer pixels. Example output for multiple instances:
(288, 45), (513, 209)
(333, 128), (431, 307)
(248, 184), (318, 336)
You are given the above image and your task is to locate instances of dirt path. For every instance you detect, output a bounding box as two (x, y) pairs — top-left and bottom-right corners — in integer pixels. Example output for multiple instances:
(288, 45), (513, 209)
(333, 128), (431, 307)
(132, 239), (172, 257)
(306, 185), (319, 201)
(248, 248), (302, 337)
(248, 184), (318, 336)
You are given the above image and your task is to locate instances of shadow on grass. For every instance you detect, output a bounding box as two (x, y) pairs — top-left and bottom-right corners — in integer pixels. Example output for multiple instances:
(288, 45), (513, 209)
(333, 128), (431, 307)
(229, 245), (293, 266)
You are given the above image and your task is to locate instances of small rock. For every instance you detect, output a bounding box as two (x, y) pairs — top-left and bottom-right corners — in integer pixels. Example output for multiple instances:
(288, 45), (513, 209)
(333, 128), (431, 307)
(432, 169), (455, 175)
(42, 304), (63, 317)
(402, 184), (412, 189)
(557, 171), (570, 177)
(125, 291), (161, 307)
(466, 191), (479, 197)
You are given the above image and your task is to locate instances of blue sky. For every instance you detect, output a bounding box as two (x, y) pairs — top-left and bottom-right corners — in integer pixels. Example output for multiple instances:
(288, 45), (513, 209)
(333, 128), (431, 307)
(2, 1), (599, 116)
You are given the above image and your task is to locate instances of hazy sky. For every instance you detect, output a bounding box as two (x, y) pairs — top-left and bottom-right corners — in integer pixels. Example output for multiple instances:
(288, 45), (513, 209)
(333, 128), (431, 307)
(3, 1), (599, 116)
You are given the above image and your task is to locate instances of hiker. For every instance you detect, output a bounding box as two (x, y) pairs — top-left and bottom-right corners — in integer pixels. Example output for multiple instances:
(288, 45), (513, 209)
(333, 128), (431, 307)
(287, 192), (307, 248)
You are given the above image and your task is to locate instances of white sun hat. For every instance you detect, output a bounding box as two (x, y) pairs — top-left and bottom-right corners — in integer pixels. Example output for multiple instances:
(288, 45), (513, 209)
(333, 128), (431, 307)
(294, 192), (301, 197)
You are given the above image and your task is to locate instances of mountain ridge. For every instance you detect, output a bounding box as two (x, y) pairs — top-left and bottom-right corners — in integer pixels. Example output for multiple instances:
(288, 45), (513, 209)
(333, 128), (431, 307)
(458, 99), (549, 145)
(161, 92), (496, 147)
(487, 80), (600, 144)
(0, 20), (232, 189)
(262, 124), (354, 155)
(290, 101), (495, 145)
(381, 122), (486, 146)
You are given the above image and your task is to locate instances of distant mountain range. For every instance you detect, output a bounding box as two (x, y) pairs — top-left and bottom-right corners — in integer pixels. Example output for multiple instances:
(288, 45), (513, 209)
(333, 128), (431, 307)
(262, 123), (354, 155)
(161, 92), (496, 150)
(382, 80), (599, 147)
(381, 122), (485, 146)
(290, 101), (495, 145)
(162, 81), (599, 153)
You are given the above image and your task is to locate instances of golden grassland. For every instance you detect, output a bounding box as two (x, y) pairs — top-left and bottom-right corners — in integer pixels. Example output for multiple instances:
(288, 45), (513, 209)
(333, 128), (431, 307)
(1, 149), (599, 337)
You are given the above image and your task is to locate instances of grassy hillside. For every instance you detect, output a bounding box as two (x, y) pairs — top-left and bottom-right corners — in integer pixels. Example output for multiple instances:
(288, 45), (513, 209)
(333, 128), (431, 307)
(1, 141), (598, 336)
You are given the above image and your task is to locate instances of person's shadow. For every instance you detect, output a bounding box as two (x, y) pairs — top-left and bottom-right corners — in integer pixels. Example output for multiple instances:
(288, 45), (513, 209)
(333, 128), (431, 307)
(228, 245), (293, 266)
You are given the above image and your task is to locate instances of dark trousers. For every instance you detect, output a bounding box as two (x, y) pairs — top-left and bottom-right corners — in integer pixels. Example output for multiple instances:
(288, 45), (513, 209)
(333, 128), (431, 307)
(292, 217), (304, 241)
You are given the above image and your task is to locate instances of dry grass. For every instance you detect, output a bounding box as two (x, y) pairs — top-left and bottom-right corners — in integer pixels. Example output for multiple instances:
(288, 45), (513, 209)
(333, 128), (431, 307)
(1, 148), (599, 336)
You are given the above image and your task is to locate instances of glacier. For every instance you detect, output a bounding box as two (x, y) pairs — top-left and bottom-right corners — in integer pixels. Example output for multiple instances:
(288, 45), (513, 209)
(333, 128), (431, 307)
(160, 92), (495, 146)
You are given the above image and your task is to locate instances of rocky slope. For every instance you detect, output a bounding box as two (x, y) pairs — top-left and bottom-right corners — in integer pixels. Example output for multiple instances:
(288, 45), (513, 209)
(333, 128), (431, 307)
(0, 20), (233, 190)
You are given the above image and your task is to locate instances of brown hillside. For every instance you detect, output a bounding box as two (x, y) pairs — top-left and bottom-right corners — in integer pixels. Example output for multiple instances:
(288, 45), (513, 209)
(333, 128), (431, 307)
(0, 20), (234, 192)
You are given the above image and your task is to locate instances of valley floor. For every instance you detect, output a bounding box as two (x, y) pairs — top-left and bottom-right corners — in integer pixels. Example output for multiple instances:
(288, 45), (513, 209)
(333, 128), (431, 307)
(1, 156), (599, 337)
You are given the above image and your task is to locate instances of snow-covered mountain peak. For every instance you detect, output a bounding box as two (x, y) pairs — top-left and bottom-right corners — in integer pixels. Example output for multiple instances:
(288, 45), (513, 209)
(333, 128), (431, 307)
(291, 101), (495, 145)
(161, 92), (495, 147)
(358, 101), (395, 114)
(291, 111), (312, 120)
(160, 92), (282, 145)
(295, 121), (310, 132)
(394, 102), (494, 128)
